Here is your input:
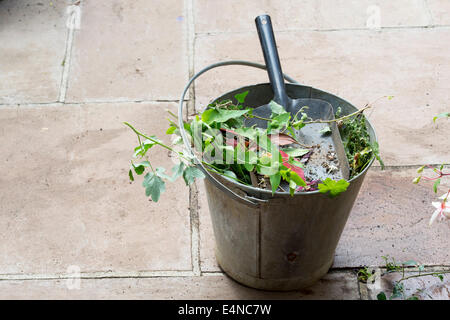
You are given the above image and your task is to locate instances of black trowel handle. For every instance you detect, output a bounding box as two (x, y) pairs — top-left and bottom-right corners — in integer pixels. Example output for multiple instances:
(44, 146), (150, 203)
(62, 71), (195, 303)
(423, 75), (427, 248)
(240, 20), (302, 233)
(255, 15), (289, 109)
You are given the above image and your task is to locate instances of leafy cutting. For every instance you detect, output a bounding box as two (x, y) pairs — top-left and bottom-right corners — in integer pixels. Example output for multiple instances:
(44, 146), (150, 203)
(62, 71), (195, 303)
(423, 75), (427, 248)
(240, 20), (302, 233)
(125, 91), (382, 201)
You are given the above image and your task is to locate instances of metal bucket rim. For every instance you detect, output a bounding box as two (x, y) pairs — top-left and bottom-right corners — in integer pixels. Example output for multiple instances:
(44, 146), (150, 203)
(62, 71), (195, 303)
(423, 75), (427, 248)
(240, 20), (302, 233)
(205, 82), (377, 197)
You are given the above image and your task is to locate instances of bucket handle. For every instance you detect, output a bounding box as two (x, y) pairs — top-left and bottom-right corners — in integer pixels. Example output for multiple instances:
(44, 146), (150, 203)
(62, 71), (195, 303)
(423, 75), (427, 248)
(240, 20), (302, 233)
(178, 60), (298, 207)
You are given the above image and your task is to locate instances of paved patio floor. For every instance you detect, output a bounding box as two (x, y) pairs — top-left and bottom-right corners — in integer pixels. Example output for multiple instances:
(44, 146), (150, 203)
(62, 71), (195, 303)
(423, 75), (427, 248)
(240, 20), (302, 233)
(0, 0), (449, 299)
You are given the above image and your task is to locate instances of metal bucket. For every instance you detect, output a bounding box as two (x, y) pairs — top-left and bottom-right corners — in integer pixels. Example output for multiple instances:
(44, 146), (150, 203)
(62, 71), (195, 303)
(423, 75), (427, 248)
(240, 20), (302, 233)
(178, 61), (377, 291)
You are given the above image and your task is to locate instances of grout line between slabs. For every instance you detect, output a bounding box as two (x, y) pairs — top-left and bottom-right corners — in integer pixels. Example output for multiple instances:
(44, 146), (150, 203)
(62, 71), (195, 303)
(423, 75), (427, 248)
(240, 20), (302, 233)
(186, 0), (201, 277)
(0, 270), (196, 282)
(195, 24), (450, 37)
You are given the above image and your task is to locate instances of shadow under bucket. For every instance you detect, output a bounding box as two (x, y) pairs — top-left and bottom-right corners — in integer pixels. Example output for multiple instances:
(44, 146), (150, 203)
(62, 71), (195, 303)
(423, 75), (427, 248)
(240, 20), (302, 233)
(178, 62), (377, 291)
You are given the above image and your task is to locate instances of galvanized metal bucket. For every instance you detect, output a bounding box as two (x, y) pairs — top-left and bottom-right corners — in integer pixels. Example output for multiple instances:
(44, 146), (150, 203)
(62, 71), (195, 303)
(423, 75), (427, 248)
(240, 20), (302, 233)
(178, 61), (377, 290)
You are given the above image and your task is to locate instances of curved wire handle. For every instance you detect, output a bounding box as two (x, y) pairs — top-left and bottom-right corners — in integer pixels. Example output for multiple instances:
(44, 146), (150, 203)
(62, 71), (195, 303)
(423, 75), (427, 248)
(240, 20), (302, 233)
(177, 60), (298, 207)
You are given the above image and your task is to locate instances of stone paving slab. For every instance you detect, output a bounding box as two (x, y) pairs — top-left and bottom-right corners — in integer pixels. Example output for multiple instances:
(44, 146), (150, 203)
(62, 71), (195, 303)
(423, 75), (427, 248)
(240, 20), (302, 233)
(335, 167), (450, 268)
(0, 102), (191, 275)
(65, 0), (188, 102)
(0, 271), (359, 299)
(0, 0), (67, 104)
(427, 0), (450, 25)
(198, 168), (450, 272)
(194, 0), (430, 33)
(194, 28), (450, 166)
(363, 268), (450, 300)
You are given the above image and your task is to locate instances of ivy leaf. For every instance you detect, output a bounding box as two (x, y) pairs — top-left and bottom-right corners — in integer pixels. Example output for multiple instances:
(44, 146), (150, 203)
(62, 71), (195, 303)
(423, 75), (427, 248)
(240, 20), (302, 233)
(269, 173), (281, 194)
(433, 178), (441, 193)
(270, 112), (290, 129)
(234, 91), (249, 104)
(143, 173), (166, 202)
(201, 108), (249, 125)
(282, 148), (309, 158)
(269, 100), (285, 115)
(182, 166), (205, 185)
(433, 112), (450, 123)
(377, 292), (387, 300)
(318, 178), (350, 198)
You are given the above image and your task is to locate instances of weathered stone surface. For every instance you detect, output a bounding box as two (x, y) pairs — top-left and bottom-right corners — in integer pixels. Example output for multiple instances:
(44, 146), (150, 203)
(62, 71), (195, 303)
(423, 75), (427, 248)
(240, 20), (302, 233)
(335, 168), (450, 268)
(0, 102), (191, 274)
(198, 179), (218, 272)
(194, 0), (430, 33)
(199, 168), (450, 271)
(0, 0), (67, 104)
(427, 0), (450, 26)
(194, 29), (450, 166)
(0, 271), (359, 299)
(66, 0), (188, 102)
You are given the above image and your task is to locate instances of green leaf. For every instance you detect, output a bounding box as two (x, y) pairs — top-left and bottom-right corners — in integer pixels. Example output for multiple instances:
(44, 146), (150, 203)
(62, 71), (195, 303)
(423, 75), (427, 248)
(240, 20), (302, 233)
(282, 148), (309, 158)
(412, 176), (421, 184)
(319, 126), (332, 135)
(407, 296), (419, 300)
(433, 112), (450, 123)
(377, 292), (387, 300)
(166, 125), (176, 135)
(132, 161), (151, 175)
(269, 100), (285, 115)
(223, 170), (237, 180)
(128, 169), (134, 182)
(371, 142), (385, 170)
(269, 173), (281, 194)
(234, 91), (249, 104)
(433, 274), (444, 282)
(171, 162), (185, 181)
(143, 173), (166, 202)
(390, 282), (404, 299)
(417, 165), (425, 174)
(201, 108), (249, 125)
(133, 138), (161, 158)
(402, 260), (418, 267)
(318, 178), (350, 198)
(182, 166), (205, 185)
(289, 171), (307, 187)
(155, 167), (173, 180)
(433, 178), (441, 193)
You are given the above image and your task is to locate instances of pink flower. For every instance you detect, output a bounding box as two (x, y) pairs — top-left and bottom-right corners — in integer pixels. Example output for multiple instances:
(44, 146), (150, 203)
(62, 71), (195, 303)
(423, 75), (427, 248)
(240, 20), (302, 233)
(429, 192), (450, 225)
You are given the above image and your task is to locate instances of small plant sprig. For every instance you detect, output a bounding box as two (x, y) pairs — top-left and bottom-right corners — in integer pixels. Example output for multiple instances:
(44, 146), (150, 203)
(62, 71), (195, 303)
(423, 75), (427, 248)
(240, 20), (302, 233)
(376, 256), (449, 300)
(413, 112), (450, 225)
(125, 91), (383, 201)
